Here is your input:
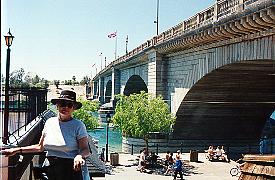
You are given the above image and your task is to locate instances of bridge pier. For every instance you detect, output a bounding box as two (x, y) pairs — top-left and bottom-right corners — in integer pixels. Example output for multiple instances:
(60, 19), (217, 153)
(111, 67), (120, 101)
(98, 77), (104, 104)
(147, 49), (168, 100)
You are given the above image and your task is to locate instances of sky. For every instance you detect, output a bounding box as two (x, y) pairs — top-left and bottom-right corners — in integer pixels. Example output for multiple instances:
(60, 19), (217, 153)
(1, 0), (215, 82)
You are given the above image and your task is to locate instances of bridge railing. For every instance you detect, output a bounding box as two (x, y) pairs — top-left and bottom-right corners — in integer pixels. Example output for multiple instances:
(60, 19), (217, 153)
(95, 0), (270, 78)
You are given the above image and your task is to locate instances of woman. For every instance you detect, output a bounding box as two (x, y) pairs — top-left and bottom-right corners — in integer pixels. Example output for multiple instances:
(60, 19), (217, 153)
(2, 90), (90, 180)
(176, 149), (181, 159)
(138, 148), (146, 173)
(164, 152), (174, 175)
(207, 145), (214, 160)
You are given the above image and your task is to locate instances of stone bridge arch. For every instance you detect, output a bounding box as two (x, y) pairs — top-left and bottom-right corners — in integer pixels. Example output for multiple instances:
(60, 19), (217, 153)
(123, 75), (148, 96)
(173, 60), (275, 143)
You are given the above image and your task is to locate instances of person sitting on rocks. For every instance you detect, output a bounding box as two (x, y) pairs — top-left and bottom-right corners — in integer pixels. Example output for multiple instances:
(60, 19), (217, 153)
(164, 152), (174, 175)
(148, 151), (158, 168)
(164, 151), (170, 167)
(137, 148), (146, 173)
(221, 146), (230, 162)
(207, 145), (214, 160)
(215, 146), (222, 159)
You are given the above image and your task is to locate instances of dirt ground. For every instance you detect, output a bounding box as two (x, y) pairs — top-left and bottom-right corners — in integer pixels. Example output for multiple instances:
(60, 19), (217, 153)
(47, 85), (86, 102)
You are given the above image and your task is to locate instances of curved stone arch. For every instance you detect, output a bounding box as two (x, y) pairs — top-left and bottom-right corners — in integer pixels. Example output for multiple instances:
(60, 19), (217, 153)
(120, 64), (148, 94)
(173, 60), (275, 143)
(123, 75), (148, 96)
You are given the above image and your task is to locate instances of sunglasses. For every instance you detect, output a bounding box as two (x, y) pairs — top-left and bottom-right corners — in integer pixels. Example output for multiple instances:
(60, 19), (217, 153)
(58, 101), (74, 108)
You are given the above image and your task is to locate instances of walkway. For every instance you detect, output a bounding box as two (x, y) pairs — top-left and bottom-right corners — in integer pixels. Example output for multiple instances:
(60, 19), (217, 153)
(93, 153), (239, 180)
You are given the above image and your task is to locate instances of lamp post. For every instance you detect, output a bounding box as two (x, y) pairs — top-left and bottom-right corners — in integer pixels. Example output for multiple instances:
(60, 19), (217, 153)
(3, 29), (14, 144)
(99, 53), (103, 70)
(105, 112), (111, 162)
(154, 0), (159, 35)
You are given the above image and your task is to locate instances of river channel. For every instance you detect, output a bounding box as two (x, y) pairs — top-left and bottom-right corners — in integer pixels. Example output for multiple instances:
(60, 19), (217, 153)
(88, 122), (122, 153)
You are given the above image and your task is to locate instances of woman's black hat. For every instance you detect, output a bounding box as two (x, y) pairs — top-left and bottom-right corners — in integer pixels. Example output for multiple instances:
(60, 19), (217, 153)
(51, 90), (82, 109)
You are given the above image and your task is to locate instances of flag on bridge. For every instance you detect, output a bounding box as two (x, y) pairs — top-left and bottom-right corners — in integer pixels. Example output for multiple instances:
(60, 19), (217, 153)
(108, 32), (117, 38)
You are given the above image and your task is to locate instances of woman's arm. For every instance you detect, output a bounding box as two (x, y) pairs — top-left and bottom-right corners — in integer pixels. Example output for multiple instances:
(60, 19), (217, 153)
(1, 135), (45, 157)
(74, 136), (90, 171)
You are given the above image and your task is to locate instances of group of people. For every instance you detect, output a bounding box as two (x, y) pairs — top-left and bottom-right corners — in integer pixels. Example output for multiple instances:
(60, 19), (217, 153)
(207, 145), (229, 162)
(137, 148), (159, 172)
(137, 149), (184, 179)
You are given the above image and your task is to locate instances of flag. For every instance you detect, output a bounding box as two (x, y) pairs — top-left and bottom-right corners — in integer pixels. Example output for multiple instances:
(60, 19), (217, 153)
(108, 32), (117, 38)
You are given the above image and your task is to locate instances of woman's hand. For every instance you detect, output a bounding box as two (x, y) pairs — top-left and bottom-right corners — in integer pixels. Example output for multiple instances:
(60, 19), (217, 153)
(1, 148), (20, 157)
(73, 154), (85, 171)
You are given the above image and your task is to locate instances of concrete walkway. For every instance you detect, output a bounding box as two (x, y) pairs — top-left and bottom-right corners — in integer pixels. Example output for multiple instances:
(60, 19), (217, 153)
(93, 153), (239, 180)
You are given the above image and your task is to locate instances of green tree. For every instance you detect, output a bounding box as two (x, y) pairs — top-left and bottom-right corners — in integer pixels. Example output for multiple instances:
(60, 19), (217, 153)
(112, 91), (175, 150)
(10, 68), (27, 88)
(73, 98), (100, 130)
(24, 72), (32, 85)
(72, 76), (76, 86)
(9, 68), (49, 88)
(54, 80), (60, 89)
(80, 76), (90, 86)
(32, 75), (40, 85)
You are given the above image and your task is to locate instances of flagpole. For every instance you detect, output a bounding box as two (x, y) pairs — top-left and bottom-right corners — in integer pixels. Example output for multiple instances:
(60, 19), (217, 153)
(126, 35), (128, 54)
(91, 63), (95, 78)
(115, 30), (117, 59)
(105, 57), (107, 67)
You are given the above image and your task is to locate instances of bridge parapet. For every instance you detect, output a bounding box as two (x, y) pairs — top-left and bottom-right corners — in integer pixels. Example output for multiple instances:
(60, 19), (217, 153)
(94, 0), (274, 79)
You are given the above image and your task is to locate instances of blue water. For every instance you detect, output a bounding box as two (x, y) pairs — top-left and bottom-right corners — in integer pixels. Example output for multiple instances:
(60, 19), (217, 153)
(270, 110), (275, 120)
(88, 123), (122, 153)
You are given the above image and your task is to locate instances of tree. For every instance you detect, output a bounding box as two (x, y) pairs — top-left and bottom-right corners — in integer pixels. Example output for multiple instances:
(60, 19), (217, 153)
(54, 80), (60, 89)
(72, 76), (76, 86)
(112, 91), (176, 150)
(10, 68), (26, 88)
(32, 75), (40, 85)
(80, 76), (90, 86)
(34, 78), (49, 88)
(24, 72), (32, 85)
(8, 68), (49, 88)
(73, 98), (100, 130)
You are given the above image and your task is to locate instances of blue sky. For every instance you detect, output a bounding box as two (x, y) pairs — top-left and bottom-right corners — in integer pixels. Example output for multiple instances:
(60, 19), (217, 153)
(1, 0), (215, 81)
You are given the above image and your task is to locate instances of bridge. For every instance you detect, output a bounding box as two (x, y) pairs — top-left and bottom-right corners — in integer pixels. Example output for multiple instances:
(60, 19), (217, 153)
(91, 0), (275, 150)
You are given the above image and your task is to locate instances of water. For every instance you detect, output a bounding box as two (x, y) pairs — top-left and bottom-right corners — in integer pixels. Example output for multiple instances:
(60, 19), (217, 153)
(88, 123), (122, 153)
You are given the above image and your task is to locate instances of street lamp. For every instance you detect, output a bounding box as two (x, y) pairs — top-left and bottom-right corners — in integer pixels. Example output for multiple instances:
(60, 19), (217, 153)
(154, 0), (159, 35)
(3, 29), (14, 144)
(105, 112), (111, 162)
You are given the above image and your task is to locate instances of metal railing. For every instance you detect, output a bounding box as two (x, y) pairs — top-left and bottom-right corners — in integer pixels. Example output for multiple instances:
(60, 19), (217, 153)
(1, 88), (48, 144)
(126, 141), (272, 157)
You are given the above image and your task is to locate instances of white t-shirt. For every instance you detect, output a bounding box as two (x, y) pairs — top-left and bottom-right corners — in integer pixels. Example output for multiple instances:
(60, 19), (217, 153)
(216, 148), (222, 156)
(42, 117), (88, 159)
(140, 152), (146, 162)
